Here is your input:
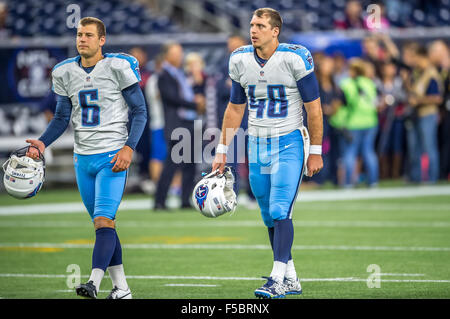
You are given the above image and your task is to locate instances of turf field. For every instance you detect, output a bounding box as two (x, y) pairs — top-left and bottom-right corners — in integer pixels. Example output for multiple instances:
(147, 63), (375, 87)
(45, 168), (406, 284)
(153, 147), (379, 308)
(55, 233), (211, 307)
(0, 185), (449, 299)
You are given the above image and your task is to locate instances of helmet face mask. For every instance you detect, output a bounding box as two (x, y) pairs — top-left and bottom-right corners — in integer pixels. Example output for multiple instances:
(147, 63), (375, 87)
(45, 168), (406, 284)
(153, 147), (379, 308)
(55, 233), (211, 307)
(192, 167), (237, 218)
(2, 146), (45, 199)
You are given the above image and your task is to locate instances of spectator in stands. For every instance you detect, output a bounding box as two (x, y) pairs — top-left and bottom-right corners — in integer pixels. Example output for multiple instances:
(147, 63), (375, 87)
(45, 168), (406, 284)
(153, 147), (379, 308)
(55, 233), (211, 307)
(312, 55), (342, 185)
(328, 54), (350, 186)
(184, 51), (207, 187)
(185, 52), (206, 117)
(145, 53), (166, 193)
(362, 36), (388, 79)
(405, 45), (443, 183)
(375, 62), (407, 179)
(154, 42), (204, 210)
(340, 58), (379, 187)
(428, 40), (450, 180)
(335, 0), (365, 30)
(129, 47), (152, 189)
(332, 53), (349, 86)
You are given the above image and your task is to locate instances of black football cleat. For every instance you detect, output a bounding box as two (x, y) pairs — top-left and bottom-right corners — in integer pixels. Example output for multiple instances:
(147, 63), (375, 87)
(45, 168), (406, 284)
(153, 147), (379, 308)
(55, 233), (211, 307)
(76, 280), (97, 299)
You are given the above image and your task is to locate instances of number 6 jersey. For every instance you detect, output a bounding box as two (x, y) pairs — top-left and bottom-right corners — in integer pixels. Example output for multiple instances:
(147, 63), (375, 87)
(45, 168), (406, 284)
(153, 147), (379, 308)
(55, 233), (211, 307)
(229, 43), (314, 138)
(51, 53), (141, 155)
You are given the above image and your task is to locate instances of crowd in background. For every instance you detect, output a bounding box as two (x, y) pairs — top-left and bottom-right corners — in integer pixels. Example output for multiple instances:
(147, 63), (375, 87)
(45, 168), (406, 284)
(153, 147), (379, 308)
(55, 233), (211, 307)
(312, 35), (449, 188)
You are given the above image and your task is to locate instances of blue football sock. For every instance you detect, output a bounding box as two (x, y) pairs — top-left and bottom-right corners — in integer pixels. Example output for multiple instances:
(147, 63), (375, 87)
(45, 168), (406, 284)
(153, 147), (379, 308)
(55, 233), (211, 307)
(268, 226), (292, 260)
(109, 231), (123, 267)
(92, 227), (117, 271)
(268, 227), (274, 249)
(273, 219), (294, 264)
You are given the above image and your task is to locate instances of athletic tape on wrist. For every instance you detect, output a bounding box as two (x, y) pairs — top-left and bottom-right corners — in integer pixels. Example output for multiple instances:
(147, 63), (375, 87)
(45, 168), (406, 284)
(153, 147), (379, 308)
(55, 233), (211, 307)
(309, 145), (322, 155)
(216, 144), (228, 154)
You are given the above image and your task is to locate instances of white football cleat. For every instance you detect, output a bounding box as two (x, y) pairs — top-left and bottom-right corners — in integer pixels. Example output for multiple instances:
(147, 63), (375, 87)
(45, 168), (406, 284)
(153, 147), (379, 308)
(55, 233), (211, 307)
(106, 286), (132, 299)
(283, 277), (303, 295)
(254, 276), (286, 299)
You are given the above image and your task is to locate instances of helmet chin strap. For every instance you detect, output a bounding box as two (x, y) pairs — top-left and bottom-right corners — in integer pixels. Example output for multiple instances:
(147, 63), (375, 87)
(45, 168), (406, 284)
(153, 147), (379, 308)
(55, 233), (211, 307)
(27, 145), (45, 164)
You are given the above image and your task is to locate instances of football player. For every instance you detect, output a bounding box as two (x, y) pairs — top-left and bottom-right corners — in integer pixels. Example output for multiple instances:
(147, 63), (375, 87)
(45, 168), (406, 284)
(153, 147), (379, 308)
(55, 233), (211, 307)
(26, 17), (147, 299)
(212, 8), (323, 298)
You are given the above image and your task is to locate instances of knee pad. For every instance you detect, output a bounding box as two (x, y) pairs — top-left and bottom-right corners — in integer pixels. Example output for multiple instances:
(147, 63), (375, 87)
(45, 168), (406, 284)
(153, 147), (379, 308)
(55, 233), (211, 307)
(270, 203), (287, 221)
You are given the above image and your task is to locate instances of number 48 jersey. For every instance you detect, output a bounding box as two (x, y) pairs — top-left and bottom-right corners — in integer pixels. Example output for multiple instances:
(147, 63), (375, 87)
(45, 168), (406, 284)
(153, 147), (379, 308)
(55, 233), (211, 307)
(229, 43), (314, 138)
(51, 53), (141, 155)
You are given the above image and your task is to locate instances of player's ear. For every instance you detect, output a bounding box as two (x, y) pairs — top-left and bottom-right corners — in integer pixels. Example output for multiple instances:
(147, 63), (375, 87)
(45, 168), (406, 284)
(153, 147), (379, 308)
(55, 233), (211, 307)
(99, 35), (106, 47)
(272, 26), (280, 38)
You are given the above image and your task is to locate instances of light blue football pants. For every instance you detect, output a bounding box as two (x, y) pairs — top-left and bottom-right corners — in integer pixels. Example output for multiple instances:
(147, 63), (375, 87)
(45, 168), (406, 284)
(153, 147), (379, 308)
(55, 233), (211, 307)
(74, 149), (127, 222)
(248, 129), (305, 228)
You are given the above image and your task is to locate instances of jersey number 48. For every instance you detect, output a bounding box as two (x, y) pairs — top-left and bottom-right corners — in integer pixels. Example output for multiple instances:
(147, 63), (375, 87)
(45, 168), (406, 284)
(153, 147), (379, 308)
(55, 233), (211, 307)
(248, 85), (288, 118)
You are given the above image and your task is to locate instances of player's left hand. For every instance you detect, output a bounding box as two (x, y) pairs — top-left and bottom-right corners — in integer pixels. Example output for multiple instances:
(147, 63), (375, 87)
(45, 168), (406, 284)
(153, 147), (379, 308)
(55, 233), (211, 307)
(110, 145), (133, 172)
(306, 154), (323, 177)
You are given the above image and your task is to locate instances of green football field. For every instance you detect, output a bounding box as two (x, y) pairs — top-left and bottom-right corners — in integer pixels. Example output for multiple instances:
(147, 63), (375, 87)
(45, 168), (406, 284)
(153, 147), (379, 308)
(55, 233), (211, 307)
(0, 185), (449, 299)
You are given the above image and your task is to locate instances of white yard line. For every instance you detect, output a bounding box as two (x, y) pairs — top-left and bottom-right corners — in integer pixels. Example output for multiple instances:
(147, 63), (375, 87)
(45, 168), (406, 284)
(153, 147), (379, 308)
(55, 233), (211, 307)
(0, 273), (449, 284)
(164, 284), (219, 287)
(1, 242), (450, 252)
(1, 185), (449, 216)
(379, 273), (425, 277)
(1, 220), (450, 228)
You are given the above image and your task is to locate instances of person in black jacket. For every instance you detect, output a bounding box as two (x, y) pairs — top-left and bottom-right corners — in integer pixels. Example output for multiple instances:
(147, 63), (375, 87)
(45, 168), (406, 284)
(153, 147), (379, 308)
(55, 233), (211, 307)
(154, 42), (204, 210)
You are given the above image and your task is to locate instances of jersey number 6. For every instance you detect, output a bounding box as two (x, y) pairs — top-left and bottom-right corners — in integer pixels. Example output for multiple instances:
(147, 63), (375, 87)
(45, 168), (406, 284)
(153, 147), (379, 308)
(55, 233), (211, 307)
(248, 85), (288, 118)
(78, 89), (100, 127)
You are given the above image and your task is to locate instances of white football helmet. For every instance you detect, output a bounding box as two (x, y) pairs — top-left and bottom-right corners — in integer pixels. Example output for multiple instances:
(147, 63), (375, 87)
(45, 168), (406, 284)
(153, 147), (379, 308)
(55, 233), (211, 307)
(192, 166), (237, 218)
(2, 146), (45, 199)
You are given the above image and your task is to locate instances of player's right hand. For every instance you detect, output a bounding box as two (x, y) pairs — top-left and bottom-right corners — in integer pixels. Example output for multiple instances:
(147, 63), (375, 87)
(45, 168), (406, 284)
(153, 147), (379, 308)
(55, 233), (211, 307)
(25, 139), (45, 160)
(212, 153), (227, 174)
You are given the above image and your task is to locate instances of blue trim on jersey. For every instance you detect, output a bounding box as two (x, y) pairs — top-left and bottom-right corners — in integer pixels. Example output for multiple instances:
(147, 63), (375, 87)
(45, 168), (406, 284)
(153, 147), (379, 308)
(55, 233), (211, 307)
(121, 82), (148, 150)
(230, 79), (247, 104)
(230, 45), (254, 56)
(81, 65), (95, 74)
(52, 56), (81, 72)
(277, 43), (314, 71)
(297, 72), (320, 103)
(104, 53), (141, 82)
(254, 50), (267, 67)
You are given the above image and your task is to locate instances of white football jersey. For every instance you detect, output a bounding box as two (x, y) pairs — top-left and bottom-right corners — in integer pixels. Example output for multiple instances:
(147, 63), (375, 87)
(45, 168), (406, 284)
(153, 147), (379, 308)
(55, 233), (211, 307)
(52, 53), (140, 155)
(229, 43), (314, 138)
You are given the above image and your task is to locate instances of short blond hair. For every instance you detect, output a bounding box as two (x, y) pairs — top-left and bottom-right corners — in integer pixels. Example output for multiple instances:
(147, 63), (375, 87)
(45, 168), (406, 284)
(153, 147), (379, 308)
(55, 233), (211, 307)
(79, 17), (106, 38)
(253, 8), (283, 35)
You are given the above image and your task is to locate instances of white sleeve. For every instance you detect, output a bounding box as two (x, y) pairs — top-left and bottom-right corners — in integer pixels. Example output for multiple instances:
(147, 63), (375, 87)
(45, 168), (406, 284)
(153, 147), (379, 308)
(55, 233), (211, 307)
(291, 47), (315, 81)
(51, 70), (68, 96)
(111, 55), (141, 90)
(228, 54), (241, 83)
